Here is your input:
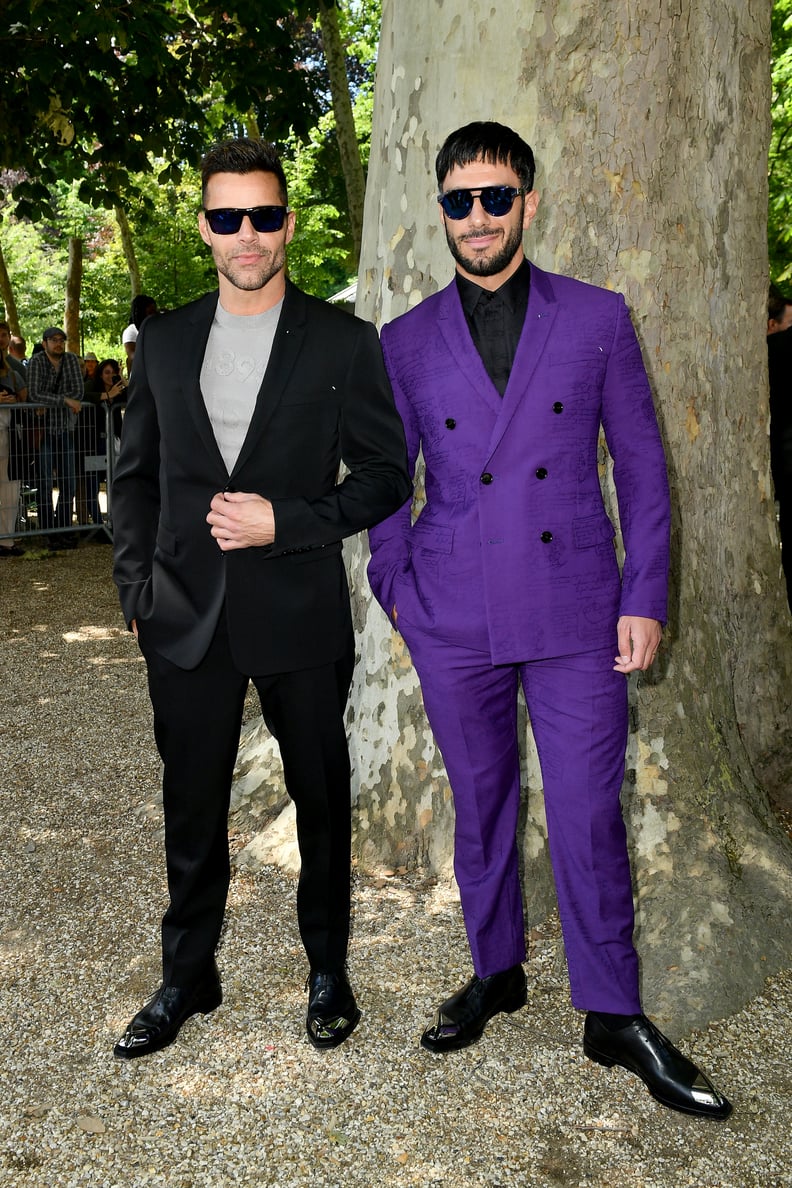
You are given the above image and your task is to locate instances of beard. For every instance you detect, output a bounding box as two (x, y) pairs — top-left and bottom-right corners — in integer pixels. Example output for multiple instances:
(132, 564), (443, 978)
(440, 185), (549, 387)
(214, 243), (286, 292)
(445, 216), (524, 278)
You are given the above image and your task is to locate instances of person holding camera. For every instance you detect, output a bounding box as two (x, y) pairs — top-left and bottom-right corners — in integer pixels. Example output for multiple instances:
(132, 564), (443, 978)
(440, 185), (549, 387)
(90, 359), (127, 426)
(81, 358), (127, 526)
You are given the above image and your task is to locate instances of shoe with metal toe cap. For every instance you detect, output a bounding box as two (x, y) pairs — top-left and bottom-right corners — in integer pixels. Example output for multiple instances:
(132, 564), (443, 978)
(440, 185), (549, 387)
(583, 1012), (732, 1120)
(421, 964), (527, 1054)
(113, 963), (222, 1060)
(306, 970), (361, 1049)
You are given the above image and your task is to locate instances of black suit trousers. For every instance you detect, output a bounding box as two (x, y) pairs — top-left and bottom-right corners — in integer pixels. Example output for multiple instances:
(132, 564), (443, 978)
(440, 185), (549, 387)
(140, 608), (355, 986)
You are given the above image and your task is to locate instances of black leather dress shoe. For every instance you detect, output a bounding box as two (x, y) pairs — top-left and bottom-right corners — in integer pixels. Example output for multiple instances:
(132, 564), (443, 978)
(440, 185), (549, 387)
(113, 963), (222, 1060)
(306, 970), (361, 1049)
(583, 1012), (732, 1119)
(421, 964), (527, 1053)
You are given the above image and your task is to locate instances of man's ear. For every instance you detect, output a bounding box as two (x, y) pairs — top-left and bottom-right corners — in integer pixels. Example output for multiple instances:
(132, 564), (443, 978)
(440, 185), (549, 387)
(523, 190), (540, 230)
(198, 211), (212, 247)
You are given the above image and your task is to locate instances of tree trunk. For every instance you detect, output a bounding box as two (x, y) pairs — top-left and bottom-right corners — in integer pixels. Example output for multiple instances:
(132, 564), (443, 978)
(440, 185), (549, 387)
(234, 0), (792, 1031)
(115, 205), (142, 298)
(64, 237), (82, 354)
(318, 0), (366, 268)
(0, 234), (21, 334)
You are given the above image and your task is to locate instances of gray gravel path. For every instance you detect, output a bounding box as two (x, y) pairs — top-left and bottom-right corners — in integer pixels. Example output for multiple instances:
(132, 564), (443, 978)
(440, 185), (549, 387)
(1, 543), (790, 1188)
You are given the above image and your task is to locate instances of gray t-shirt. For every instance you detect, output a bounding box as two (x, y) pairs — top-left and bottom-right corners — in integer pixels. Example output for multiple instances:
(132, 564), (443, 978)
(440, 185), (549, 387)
(200, 298), (283, 473)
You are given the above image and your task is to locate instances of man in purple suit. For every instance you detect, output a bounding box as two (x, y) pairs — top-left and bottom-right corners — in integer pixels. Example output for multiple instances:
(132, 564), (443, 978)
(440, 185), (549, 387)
(368, 122), (731, 1119)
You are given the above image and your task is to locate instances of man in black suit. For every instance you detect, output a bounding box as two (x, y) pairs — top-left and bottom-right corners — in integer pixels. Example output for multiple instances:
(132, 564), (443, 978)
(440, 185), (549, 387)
(111, 138), (410, 1058)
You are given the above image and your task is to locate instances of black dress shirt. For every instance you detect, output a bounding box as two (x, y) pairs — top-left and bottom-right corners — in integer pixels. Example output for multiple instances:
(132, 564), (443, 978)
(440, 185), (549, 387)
(456, 257), (531, 396)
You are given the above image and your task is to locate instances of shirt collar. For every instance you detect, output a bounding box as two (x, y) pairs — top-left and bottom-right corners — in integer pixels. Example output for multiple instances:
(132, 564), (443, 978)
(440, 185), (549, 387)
(456, 255), (531, 317)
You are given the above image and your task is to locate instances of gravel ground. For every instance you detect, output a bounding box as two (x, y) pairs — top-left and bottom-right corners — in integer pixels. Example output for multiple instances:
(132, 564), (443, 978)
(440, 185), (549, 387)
(1, 542), (791, 1188)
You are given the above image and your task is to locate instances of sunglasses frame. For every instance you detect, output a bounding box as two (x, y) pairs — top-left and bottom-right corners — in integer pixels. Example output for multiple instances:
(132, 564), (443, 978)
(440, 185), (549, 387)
(437, 185), (526, 221)
(203, 205), (290, 235)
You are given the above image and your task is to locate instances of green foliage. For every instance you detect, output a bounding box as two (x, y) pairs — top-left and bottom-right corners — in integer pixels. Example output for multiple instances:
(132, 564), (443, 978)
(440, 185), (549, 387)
(1, 0), (382, 330)
(81, 170), (218, 341)
(1, 140), (353, 348)
(771, 0), (792, 285)
(2, 219), (67, 339)
(338, 0), (381, 80)
(3, 0), (319, 219)
(283, 115), (352, 297)
(2, 170), (215, 351)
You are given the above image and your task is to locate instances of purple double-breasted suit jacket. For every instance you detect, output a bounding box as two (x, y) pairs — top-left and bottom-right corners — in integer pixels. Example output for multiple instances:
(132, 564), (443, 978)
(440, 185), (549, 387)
(367, 262), (670, 661)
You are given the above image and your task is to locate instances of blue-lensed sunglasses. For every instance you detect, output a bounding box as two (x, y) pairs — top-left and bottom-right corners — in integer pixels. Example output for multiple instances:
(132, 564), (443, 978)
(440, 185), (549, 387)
(437, 185), (526, 220)
(203, 206), (289, 234)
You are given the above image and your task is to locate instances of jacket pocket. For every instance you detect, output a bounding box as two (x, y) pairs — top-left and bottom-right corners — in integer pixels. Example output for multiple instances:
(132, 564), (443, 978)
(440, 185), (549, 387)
(572, 513), (615, 549)
(409, 520), (454, 555)
(547, 345), (608, 366)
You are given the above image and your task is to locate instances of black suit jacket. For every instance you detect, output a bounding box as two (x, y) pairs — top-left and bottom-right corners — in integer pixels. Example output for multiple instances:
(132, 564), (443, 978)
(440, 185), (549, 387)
(112, 281), (411, 673)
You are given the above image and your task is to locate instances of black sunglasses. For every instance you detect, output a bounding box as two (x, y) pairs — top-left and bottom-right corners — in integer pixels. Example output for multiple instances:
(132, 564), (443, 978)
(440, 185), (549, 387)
(203, 206), (289, 234)
(437, 185), (526, 220)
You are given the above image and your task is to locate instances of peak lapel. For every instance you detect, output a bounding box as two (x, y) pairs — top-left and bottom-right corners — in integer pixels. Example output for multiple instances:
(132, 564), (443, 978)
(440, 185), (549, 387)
(180, 291), (229, 474)
(436, 283), (503, 416)
(230, 281), (306, 480)
(487, 264), (559, 455)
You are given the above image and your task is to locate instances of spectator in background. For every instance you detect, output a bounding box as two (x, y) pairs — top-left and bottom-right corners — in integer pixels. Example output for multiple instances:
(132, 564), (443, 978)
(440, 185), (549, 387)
(88, 358), (127, 434)
(76, 354), (102, 524)
(76, 358), (117, 528)
(82, 358), (127, 523)
(122, 295), (158, 377)
(1, 323), (28, 392)
(83, 352), (99, 383)
(27, 327), (84, 548)
(9, 335), (27, 367)
(0, 325), (26, 556)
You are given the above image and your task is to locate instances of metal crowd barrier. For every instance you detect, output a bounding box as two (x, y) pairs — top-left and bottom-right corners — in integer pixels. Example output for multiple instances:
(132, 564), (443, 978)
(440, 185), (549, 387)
(0, 400), (125, 544)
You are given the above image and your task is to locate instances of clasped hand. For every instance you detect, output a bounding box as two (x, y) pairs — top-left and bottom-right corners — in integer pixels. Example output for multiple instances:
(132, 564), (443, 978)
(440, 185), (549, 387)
(613, 615), (662, 673)
(206, 490), (275, 551)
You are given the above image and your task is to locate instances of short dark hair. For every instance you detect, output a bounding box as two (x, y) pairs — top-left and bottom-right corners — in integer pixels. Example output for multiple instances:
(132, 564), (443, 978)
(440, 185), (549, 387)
(436, 121), (535, 192)
(130, 294), (157, 329)
(768, 286), (791, 324)
(200, 138), (288, 207)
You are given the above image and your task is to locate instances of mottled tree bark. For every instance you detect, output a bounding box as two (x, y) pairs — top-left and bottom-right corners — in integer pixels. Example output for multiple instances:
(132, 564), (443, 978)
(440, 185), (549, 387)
(234, 0), (792, 1030)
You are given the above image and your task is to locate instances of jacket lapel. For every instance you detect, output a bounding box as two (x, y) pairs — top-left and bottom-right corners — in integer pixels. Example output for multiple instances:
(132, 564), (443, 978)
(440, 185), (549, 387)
(230, 280), (307, 480)
(179, 291), (229, 475)
(436, 283), (503, 416)
(486, 263), (559, 456)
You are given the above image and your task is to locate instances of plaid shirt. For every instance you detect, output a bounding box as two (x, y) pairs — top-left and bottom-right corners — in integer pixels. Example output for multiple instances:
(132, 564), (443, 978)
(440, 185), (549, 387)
(27, 349), (84, 432)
